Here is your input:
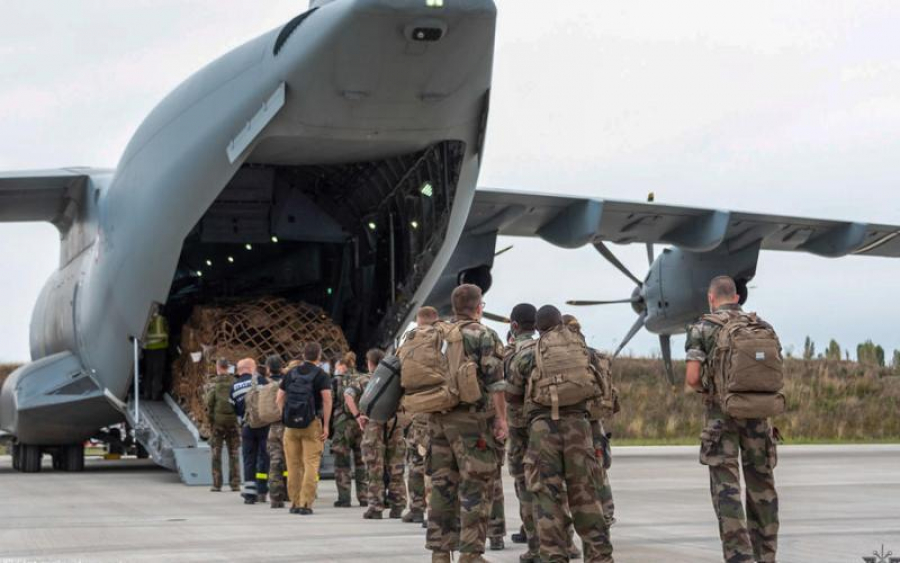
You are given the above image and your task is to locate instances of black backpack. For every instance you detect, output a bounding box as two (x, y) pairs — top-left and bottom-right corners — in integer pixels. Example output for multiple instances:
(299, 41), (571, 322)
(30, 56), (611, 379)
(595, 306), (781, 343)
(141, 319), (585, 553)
(283, 367), (318, 429)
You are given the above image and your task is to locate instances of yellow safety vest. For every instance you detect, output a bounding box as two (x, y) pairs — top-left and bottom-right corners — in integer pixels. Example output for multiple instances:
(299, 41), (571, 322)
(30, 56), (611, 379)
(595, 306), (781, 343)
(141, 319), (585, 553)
(144, 314), (169, 350)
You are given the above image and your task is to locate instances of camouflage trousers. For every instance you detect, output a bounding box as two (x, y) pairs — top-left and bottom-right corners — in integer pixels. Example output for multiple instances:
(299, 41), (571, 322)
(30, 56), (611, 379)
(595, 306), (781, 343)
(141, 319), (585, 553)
(361, 417), (407, 512)
(267, 423), (287, 503)
(487, 436), (506, 539)
(210, 423), (240, 490)
(406, 416), (429, 513)
(590, 420), (616, 525)
(426, 410), (498, 555)
(332, 418), (367, 504)
(525, 413), (613, 563)
(700, 409), (779, 563)
(508, 424), (540, 555)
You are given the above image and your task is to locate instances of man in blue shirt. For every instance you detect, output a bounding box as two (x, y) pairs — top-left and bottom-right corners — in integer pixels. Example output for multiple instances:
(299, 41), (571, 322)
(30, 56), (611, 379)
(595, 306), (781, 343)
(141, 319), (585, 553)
(231, 358), (270, 504)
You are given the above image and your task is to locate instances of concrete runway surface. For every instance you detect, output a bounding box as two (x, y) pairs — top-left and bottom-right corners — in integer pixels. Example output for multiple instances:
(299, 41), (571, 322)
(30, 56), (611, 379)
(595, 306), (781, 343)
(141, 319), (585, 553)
(1, 445), (898, 563)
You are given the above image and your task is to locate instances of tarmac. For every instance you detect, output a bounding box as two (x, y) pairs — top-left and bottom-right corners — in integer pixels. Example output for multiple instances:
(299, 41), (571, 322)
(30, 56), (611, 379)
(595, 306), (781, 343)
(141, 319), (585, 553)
(0, 445), (898, 563)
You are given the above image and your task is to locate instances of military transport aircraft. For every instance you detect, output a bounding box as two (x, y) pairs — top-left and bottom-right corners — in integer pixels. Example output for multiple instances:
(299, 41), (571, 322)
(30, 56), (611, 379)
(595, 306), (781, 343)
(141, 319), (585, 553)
(2, 0), (899, 475)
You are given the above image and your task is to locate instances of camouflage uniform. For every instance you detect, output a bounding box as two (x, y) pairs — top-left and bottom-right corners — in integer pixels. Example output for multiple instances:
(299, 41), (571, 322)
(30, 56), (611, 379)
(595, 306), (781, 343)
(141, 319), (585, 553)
(426, 317), (506, 556)
(346, 374), (407, 513)
(487, 436), (506, 541)
(405, 413), (430, 516)
(267, 422), (287, 504)
(686, 303), (779, 563)
(210, 424), (241, 490)
(587, 348), (617, 526)
(504, 333), (540, 559)
(332, 369), (368, 505)
(518, 347), (613, 563)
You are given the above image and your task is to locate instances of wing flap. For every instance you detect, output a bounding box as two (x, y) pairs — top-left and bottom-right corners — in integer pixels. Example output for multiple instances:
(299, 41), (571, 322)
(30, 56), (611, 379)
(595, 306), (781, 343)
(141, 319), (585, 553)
(472, 188), (900, 258)
(0, 169), (94, 228)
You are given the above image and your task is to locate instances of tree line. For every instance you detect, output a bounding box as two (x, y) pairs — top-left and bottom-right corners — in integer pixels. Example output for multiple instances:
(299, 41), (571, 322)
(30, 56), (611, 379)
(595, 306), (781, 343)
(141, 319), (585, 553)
(798, 336), (898, 368)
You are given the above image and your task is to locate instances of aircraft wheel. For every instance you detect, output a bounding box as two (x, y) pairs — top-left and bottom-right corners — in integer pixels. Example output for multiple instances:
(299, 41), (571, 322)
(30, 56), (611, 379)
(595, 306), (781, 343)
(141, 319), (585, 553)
(136, 443), (149, 459)
(61, 444), (84, 472)
(11, 443), (21, 471)
(20, 444), (42, 473)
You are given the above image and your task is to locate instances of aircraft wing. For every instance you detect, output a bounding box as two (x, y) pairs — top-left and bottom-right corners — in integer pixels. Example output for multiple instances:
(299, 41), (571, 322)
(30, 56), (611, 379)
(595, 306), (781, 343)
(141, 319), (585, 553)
(469, 188), (900, 258)
(0, 168), (107, 229)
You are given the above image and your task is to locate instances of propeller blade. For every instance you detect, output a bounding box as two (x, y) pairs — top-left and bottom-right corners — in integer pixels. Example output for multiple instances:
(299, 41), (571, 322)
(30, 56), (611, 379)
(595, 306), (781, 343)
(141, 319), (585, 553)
(593, 241), (643, 287)
(566, 299), (635, 306)
(613, 311), (647, 357)
(494, 245), (514, 257)
(482, 311), (511, 324)
(659, 334), (675, 386)
(646, 243), (654, 266)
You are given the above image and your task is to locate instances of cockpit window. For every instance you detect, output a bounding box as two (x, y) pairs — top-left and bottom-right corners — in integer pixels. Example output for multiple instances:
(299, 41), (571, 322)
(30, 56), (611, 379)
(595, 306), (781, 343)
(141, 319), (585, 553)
(273, 8), (318, 56)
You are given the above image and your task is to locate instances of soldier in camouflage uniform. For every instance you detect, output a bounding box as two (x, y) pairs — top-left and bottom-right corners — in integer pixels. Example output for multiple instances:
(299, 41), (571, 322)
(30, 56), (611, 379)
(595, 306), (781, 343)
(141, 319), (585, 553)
(486, 440), (506, 551)
(521, 306), (613, 563)
(345, 348), (408, 520)
(685, 275), (779, 563)
(207, 359), (240, 492)
(503, 304), (541, 563)
(426, 284), (508, 563)
(404, 411), (429, 523)
(565, 314), (617, 527)
(265, 355), (288, 508)
(331, 352), (368, 507)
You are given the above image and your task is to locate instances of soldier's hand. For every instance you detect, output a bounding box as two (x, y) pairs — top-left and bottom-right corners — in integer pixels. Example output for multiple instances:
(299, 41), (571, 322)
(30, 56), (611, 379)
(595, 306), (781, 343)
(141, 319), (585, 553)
(322, 424), (329, 442)
(493, 417), (508, 441)
(357, 415), (369, 431)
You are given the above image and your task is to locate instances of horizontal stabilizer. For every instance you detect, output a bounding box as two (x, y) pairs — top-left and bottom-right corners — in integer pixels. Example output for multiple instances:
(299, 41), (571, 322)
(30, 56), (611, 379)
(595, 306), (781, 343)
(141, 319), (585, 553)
(0, 168), (111, 230)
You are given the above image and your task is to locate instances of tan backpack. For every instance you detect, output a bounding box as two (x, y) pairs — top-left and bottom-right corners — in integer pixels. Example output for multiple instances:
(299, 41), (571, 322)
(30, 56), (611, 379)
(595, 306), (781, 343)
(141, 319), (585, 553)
(398, 321), (481, 414)
(586, 351), (618, 422)
(705, 312), (785, 419)
(246, 373), (282, 428)
(529, 325), (601, 419)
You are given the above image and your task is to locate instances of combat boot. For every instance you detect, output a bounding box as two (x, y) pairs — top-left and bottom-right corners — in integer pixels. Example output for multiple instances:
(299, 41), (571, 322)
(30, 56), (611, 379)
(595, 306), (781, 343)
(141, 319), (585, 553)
(458, 554), (490, 563)
(270, 500), (285, 509)
(210, 486), (221, 492)
(401, 510), (424, 523)
(430, 552), (452, 563)
(519, 553), (539, 563)
(257, 493), (267, 504)
(489, 537), (505, 551)
(334, 499), (352, 507)
(230, 485), (240, 492)
(389, 506), (404, 519)
(363, 507), (383, 519)
(510, 527), (527, 544)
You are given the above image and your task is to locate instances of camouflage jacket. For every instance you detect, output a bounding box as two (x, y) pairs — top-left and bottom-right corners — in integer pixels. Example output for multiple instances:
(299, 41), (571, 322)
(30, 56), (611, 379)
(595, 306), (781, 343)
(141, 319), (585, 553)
(333, 369), (362, 422)
(452, 316), (506, 410)
(503, 332), (536, 428)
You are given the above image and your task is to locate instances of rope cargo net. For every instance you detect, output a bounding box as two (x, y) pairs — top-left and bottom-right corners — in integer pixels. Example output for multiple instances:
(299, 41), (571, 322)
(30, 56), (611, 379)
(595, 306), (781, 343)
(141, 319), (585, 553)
(170, 296), (349, 433)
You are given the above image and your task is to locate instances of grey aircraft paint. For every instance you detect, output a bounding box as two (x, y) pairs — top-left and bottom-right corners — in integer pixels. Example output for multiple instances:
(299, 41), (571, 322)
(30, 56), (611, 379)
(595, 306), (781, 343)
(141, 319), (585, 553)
(3, 0), (900, 457)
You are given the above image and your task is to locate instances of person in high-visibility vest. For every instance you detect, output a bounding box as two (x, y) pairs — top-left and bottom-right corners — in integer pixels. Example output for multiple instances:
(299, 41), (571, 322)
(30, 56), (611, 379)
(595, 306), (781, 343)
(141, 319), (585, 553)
(143, 312), (169, 401)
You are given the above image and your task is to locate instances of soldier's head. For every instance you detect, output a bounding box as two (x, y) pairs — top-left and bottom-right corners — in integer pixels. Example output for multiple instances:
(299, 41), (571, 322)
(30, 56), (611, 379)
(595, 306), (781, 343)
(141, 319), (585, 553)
(215, 358), (230, 375)
(562, 314), (582, 333)
(335, 351), (357, 375)
(236, 358), (256, 376)
(265, 354), (283, 376)
(535, 305), (563, 334)
(707, 275), (739, 312)
(366, 348), (385, 373)
(451, 284), (484, 320)
(416, 306), (440, 326)
(509, 303), (536, 337)
(303, 342), (323, 364)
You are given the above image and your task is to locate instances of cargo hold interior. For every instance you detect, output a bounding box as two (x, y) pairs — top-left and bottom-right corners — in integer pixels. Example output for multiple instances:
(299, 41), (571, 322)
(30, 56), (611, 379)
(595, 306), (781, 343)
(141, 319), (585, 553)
(163, 140), (465, 369)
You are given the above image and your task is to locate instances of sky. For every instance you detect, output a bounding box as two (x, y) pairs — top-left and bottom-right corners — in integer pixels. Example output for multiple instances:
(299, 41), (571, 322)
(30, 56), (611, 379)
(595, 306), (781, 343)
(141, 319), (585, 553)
(1, 0), (899, 363)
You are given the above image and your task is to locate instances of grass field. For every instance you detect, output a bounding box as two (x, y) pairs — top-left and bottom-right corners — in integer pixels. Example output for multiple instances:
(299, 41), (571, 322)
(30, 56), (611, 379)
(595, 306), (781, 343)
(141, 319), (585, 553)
(608, 358), (900, 444)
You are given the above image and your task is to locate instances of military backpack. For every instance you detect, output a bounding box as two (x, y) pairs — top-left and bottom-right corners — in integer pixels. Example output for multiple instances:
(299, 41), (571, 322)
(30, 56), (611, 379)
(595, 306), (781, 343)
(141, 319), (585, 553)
(704, 311), (785, 419)
(528, 325), (602, 420)
(245, 372), (282, 428)
(398, 321), (481, 414)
